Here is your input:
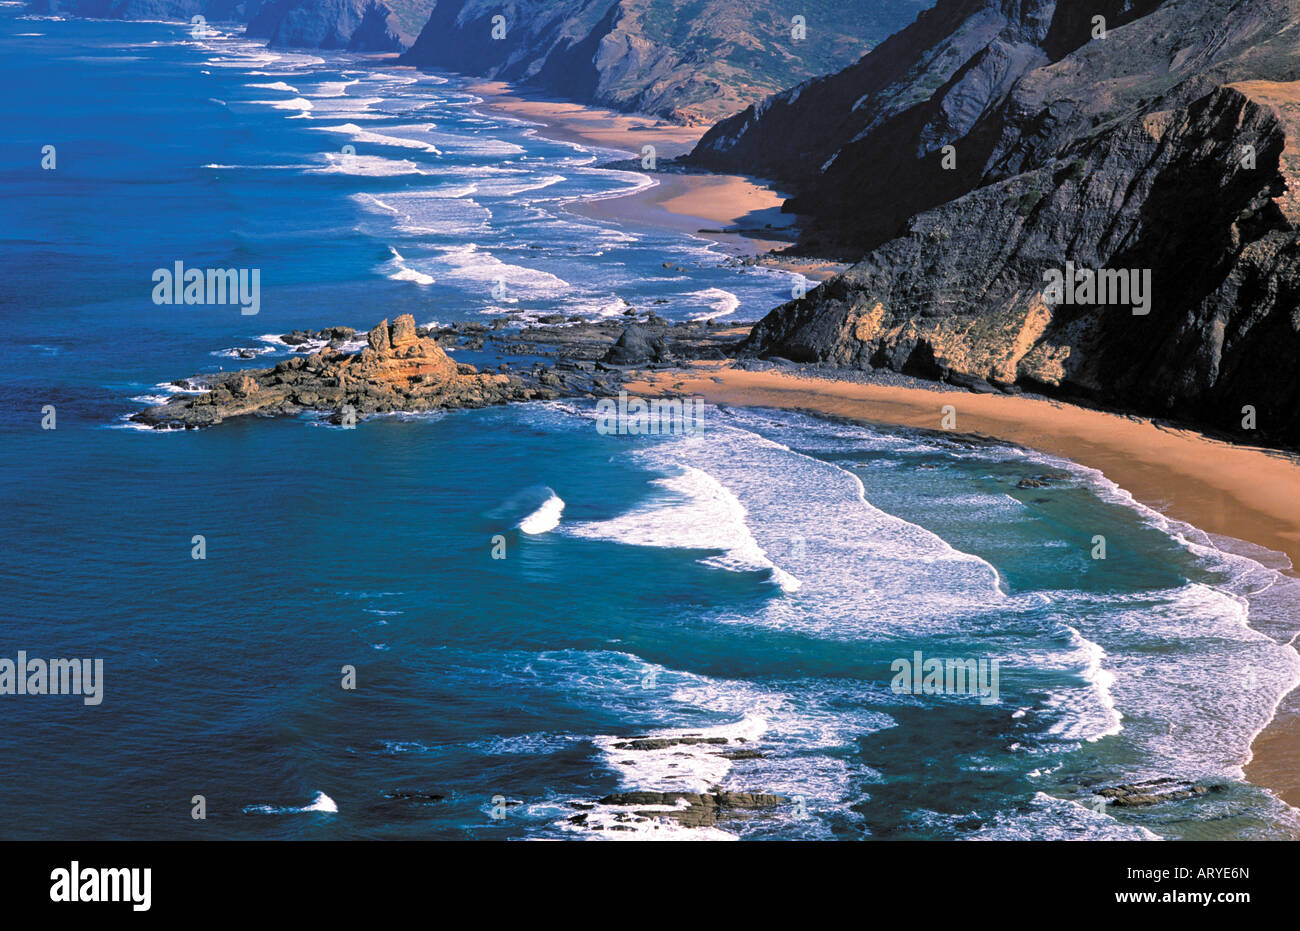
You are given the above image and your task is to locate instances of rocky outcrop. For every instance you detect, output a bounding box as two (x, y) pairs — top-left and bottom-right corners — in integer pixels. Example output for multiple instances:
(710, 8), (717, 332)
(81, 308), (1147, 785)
(700, 0), (1300, 447)
(133, 315), (549, 429)
(401, 0), (932, 125)
(135, 315), (755, 429)
(601, 324), (672, 365)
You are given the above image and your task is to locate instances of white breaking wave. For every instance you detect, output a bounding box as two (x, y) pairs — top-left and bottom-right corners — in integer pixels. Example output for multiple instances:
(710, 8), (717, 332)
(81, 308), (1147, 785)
(570, 716), (768, 840)
(565, 417), (1005, 610)
(992, 445), (1300, 782)
(384, 246), (435, 286)
(433, 243), (570, 299)
(351, 191), (491, 236)
(243, 791), (337, 815)
(686, 287), (741, 320)
(250, 96), (314, 116)
(360, 72), (418, 85)
(1039, 626), (1124, 743)
(309, 80), (357, 97)
(310, 122), (441, 154)
(518, 492), (565, 534)
(315, 153), (429, 176)
(469, 173), (567, 197)
(566, 465), (800, 593)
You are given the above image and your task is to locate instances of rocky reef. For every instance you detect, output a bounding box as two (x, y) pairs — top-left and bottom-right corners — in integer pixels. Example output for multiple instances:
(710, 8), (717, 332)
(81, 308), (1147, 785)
(133, 314), (752, 429)
(582, 790), (786, 829)
(133, 314), (549, 429)
(1093, 778), (1224, 808)
(685, 0), (1300, 447)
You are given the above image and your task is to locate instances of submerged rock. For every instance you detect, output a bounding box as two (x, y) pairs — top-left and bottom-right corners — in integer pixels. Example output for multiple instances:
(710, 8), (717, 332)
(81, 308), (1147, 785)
(381, 791), (445, 803)
(1093, 778), (1223, 808)
(596, 790), (786, 829)
(609, 736), (728, 752)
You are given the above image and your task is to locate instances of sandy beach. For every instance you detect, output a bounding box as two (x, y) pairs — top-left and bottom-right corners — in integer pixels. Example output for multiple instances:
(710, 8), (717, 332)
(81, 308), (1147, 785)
(468, 80), (845, 279)
(625, 360), (1300, 807)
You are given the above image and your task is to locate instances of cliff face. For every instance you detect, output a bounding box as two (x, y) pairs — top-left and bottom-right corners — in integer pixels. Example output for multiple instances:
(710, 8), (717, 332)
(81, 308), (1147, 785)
(244, 0), (415, 50)
(28, 0), (431, 51)
(703, 0), (1300, 447)
(400, 0), (934, 124)
(688, 0), (1182, 251)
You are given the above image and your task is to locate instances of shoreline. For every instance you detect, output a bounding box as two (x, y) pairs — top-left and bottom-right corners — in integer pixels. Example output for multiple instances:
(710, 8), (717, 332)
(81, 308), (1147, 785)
(466, 80), (846, 282)
(624, 360), (1300, 810)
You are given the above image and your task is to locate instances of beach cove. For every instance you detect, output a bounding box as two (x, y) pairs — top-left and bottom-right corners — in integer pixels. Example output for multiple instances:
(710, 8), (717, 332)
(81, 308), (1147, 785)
(3, 11), (1299, 842)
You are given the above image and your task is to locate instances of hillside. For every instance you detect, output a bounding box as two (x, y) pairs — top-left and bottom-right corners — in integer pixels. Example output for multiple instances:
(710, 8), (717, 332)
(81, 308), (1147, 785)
(400, 0), (934, 124)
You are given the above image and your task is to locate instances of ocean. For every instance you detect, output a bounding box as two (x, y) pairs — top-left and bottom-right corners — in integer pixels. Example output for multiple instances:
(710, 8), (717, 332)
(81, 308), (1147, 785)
(3, 8), (1300, 841)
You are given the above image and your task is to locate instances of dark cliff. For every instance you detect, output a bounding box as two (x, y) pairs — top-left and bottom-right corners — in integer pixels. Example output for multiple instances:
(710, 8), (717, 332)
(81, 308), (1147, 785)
(690, 0), (1300, 447)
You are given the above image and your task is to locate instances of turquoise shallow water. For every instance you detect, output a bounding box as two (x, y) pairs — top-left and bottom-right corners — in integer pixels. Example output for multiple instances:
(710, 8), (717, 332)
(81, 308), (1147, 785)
(3, 10), (1300, 840)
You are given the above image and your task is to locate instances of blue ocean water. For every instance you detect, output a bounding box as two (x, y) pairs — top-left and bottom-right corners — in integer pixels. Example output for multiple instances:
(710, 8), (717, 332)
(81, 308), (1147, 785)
(3, 9), (1300, 840)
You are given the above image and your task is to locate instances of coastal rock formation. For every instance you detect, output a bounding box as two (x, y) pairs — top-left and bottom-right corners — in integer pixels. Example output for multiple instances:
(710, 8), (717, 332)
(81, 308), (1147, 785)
(133, 314), (549, 429)
(688, 0), (1300, 446)
(432, 315), (751, 366)
(601, 324), (672, 365)
(400, 0), (933, 124)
